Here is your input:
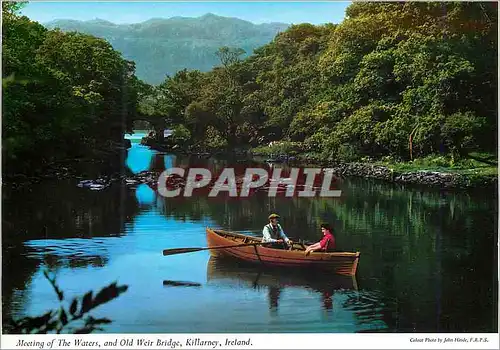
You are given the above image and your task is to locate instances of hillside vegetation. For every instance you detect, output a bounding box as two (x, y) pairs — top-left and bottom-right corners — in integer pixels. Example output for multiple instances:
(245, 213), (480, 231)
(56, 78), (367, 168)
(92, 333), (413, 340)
(45, 14), (289, 84)
(2, 2), (142, 174)
(3, 2), (497, 180)
(142, 2), (497, 169)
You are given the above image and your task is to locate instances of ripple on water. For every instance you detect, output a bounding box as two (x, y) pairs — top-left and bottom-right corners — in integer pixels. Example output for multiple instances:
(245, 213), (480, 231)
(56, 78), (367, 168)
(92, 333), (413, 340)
(23, 238), (117, 269)
(24, 238), (113, 257)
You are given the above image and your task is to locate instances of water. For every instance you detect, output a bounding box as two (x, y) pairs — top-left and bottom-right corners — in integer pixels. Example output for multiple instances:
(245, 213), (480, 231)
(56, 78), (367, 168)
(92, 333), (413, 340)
(2, 136), (497, 333)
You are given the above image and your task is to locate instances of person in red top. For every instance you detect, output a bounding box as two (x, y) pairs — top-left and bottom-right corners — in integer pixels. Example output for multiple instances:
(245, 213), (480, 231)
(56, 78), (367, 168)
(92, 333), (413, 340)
(305, 223), (336, 255)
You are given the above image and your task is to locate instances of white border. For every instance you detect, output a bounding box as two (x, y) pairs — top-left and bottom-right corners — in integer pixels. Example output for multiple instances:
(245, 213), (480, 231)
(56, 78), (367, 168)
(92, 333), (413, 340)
(1, 333), (500, 349)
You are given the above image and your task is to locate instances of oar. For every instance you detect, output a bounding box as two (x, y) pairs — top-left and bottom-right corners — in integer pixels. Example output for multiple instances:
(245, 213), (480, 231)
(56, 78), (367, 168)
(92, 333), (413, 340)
(162, 241), (271, 256)
(163, 280), (202, 287)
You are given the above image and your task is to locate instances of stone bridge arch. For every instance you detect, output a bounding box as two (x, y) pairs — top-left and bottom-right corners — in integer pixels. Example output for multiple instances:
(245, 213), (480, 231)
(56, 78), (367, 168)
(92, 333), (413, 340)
(129, 114), (172, 141)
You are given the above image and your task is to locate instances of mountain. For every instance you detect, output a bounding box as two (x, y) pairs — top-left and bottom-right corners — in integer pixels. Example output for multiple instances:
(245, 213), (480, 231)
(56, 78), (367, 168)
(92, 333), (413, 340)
(45, 14), (289, 84)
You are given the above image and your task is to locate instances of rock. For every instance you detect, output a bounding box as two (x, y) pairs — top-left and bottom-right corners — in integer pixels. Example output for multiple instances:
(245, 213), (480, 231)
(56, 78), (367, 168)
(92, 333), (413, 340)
(393, 170), (462, 188)
(77, 180), (94, 188)
(77, 178), (111, 190)
(89, 184), (108, 191)
(269, 157), (497, 189)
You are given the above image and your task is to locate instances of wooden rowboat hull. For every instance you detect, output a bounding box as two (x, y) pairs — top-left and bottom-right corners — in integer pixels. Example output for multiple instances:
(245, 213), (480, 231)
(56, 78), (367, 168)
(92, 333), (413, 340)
(206, 228), (360, 276)
(207, 256), (358, 291)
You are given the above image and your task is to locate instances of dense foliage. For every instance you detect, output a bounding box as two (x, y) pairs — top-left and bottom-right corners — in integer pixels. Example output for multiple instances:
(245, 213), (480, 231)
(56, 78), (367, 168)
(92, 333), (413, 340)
(3, 2), (497, 173)
(2, 2), (140, 174)
(145, 2), (497, 162)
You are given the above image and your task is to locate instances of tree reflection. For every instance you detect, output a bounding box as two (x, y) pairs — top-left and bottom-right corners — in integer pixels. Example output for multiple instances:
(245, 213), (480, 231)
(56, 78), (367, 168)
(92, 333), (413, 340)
(160, 154), (496, 332)
(3, 182), (140, 244)
(268, 286), (281, 313)
(2, 181), (141, 327)
(3, 151), (497, 332)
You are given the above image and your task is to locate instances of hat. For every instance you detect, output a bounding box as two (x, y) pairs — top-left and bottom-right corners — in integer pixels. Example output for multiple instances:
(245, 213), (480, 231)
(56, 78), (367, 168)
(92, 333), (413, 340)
(268, 213), (280, 220)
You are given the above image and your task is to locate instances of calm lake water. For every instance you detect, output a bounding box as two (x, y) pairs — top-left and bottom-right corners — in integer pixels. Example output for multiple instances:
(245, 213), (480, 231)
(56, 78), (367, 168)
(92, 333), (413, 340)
(2, 137), (498, 333)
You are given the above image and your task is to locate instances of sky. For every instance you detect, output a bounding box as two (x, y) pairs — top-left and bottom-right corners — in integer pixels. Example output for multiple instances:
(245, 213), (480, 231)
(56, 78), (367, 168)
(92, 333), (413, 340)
(20, 1), (351, 25)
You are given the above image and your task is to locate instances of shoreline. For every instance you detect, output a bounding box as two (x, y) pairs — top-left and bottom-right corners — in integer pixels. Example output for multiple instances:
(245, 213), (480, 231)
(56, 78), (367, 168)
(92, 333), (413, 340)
(251, 151), (498, 190)
(2, 141), (131, 189)
(144, 139), (497, 190)
(3, 140), (497, 191)
(303, 160), (497, 190)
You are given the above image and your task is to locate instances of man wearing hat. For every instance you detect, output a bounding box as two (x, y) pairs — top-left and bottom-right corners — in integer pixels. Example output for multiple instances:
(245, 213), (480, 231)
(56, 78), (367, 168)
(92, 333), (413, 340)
(262, 214), (291, 248)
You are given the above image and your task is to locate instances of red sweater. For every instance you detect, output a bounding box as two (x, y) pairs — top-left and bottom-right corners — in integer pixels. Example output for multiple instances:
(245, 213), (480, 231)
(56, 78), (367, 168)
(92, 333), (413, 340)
(319, 232), (336, 251)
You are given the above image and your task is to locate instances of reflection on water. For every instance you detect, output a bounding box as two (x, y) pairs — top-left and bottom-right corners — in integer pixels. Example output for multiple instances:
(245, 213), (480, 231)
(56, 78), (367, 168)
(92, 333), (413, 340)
(206, 257), (388, 332)
(1, 138), (497, 333)
(164, 154), (175, 170)
(24, 238), (112, 268)
(126, 144), (155, 174)
(135, 184), (156, 205)
(206, 256), (358, 292)
(163, 280), (202, 288)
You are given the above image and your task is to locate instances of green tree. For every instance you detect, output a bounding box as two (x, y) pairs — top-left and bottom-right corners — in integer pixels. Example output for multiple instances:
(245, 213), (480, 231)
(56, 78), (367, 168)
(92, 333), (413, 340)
(2, 8), (140, 174)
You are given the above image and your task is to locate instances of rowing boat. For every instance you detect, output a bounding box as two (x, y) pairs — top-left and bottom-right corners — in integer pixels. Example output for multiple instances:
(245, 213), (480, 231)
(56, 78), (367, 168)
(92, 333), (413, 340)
(206, 256), (358, 291)
(206, 228), (360, 276)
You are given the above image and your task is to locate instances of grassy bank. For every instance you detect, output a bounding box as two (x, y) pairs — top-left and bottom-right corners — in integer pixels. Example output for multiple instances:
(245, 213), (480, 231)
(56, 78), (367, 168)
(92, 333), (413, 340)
(252, 145), (497, 188)
(375, 152), (497, 177)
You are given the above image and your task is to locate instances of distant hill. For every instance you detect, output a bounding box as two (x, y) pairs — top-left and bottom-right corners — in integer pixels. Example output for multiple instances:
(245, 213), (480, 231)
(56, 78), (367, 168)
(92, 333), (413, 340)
(45, 14), (289, 84)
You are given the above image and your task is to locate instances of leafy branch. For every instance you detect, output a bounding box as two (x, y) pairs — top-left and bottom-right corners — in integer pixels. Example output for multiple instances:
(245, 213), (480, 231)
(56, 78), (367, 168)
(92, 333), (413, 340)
(8, 270), (128, 334)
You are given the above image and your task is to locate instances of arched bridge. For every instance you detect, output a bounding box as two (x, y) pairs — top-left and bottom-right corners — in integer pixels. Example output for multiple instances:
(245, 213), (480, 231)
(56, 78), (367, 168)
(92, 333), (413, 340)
(129, 113), (173, 140)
